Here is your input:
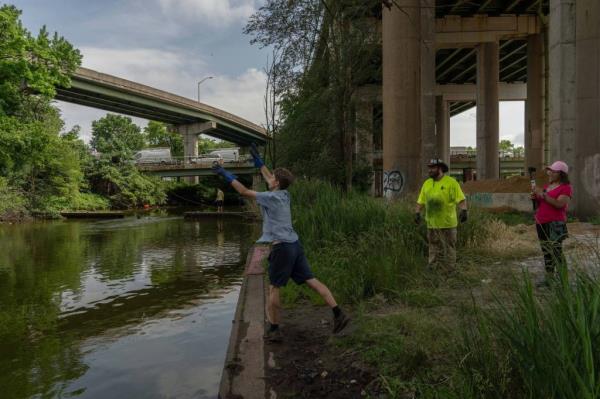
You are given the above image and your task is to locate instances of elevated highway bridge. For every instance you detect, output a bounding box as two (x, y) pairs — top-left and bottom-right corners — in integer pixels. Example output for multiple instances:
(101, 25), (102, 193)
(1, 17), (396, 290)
(56, 67), (269, 181)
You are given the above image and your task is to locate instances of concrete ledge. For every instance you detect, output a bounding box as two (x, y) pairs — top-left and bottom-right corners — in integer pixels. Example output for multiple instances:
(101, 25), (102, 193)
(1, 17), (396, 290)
(467, 192), (533, 212)
(219, 245), (269, 399)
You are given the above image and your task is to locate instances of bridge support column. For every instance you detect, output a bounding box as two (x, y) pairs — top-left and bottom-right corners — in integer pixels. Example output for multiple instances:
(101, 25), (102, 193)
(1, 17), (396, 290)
(435, 95), (450, 164)
(183, 133), (198, 184)
(382, 0), (435, 198)
(476, 41), (500, 180)
(574, 0), (600, 217)
(525, 33), (546, 175)
(549, 0), (576, 179)
(176, 121), (217, 184)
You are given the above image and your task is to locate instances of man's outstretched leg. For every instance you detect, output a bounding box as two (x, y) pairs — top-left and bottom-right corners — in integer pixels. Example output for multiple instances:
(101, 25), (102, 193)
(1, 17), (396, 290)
(265, 285), (283, 342)
(305, 278), (350, 333)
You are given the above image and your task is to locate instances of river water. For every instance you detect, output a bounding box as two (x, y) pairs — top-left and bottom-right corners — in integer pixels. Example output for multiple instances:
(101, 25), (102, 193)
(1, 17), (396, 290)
(0, 214), (256, 399)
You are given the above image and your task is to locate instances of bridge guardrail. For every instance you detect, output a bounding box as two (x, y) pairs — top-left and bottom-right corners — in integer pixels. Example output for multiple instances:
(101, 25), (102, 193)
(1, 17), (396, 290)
(136, 156), (254, 170)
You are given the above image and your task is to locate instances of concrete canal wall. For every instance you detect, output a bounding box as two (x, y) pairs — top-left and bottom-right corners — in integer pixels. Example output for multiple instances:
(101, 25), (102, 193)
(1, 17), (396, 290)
(219, 245), (270, 399)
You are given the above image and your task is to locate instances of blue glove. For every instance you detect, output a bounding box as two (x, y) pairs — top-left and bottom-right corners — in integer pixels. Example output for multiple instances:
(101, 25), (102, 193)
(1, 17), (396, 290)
(212, 164), (237, 184)
(249, 143), (264, 168)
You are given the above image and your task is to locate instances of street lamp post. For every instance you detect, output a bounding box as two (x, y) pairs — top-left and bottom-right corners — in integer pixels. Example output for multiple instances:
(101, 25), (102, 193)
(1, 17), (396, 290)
(197, 76), (213, 102)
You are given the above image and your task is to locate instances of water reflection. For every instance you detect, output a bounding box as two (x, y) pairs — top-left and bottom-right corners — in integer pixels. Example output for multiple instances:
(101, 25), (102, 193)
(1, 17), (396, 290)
(0, 216), (254, 398)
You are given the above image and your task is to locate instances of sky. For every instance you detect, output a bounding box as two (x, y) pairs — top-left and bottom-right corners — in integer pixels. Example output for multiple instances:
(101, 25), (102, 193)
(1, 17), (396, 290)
(12, 0), (525, 147)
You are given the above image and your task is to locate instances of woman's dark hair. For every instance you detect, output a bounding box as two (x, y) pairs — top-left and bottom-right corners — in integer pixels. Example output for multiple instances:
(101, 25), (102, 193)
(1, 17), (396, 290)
(559, 171), (570, 184)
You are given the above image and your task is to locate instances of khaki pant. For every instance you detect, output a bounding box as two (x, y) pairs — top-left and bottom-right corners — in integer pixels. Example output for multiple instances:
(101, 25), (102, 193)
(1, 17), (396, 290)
(427, 228), (457, 271)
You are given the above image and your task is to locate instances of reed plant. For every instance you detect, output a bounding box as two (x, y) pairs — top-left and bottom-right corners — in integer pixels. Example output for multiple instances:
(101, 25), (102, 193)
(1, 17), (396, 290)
(285, 179), (490, 304)
(459, 260), (600, 399)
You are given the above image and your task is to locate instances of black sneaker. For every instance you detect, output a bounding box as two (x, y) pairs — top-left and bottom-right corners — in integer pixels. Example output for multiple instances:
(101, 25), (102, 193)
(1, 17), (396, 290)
(333, 312), (350, 334)
(263, 328), (283, 343)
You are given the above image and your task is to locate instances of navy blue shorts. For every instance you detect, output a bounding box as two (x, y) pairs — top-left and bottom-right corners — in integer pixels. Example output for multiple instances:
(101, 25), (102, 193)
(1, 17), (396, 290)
(268, 241), (314, 287)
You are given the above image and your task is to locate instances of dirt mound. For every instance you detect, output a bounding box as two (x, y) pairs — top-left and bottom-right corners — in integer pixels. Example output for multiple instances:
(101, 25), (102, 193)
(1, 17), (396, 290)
(462, 176), (543, 194)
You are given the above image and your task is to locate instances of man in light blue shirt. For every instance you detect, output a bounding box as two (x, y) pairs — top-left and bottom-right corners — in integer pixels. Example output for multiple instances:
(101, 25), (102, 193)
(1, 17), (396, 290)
(212, 144), (349, 341)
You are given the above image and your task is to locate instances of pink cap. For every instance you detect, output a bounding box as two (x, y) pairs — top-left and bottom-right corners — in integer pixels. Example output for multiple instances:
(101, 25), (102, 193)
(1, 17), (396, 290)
(546, 161), (569, 174)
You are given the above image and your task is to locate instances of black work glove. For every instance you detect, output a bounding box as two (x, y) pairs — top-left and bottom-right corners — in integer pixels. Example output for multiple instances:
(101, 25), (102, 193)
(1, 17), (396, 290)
(459, 209), (468, 224)
(414, 212), (422, 225)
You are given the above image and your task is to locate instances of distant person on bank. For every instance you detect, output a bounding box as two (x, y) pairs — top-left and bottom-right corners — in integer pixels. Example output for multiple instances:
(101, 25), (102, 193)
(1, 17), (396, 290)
(531, 161), (572, 282)
(215, 188), (224, 213)
(211, 144), (350, 342)
(415, 159), (468, 272)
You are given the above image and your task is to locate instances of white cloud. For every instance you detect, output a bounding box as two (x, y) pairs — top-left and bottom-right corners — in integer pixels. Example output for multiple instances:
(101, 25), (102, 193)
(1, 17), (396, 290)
(450, 101), (525, 147)
(157, 0), (257, 27)
(56, 46), (267, 142)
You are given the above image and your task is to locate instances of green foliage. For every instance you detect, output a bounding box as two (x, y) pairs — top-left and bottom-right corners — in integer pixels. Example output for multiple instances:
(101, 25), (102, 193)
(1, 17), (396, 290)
(0, 112), (85, 214)
(198, 137), (236, 154)
(90, 114), (146, 159)
(245, 0), (381, 189)
(457, 268), (600, 399)
(88, 159), (166, 209)
(490, 210), (534, 226)
(165, 181), (217, 206)
(0, 5), (81, 116)
(282, 180), (488, 304)
(144, 121), (183, 157)
(0, 177), (27, 220)
(589, 214), (600, 226)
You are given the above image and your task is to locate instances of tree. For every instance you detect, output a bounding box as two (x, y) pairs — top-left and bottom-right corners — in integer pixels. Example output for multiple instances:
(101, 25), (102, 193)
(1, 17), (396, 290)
(245, 0), (381, 190)
(90, 114), (146, 159)
(0, 5), (81, 117)
(144, 121), (183, 156)
(198, 137), (235, 154)
(499, 139), (514, 152)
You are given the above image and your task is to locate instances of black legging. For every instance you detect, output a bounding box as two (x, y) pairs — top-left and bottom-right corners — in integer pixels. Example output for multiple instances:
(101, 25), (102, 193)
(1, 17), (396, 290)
(536, 222), (568, 273)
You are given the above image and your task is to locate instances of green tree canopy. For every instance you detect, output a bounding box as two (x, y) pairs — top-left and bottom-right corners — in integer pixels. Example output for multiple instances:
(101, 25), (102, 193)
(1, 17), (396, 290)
(499, 139), (514, 152)
(90, 114), (146, 159)
(144, 121), (183, 156)
(0, 4), (81, 116)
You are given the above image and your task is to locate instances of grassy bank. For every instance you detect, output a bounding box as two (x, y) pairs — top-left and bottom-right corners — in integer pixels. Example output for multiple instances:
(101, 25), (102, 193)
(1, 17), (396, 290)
(283, 180), (599, 398)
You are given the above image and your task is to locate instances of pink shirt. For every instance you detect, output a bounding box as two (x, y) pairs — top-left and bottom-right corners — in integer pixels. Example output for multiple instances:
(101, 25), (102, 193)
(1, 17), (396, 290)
(535, 184), (573, 224)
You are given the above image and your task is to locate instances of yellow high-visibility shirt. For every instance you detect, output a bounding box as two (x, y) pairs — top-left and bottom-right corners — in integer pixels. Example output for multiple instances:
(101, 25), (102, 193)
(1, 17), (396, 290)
(417, 175), (466, 229)
(216, 189), (224, 201)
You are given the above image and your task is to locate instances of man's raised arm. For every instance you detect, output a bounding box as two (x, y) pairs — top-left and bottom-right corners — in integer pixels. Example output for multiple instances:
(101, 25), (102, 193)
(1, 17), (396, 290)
(212, 164), (257, 199)
(250, 143), (275, 186)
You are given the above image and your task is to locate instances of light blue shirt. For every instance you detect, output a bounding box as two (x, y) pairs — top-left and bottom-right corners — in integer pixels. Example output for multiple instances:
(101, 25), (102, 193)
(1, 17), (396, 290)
(255, 190), (299, 243)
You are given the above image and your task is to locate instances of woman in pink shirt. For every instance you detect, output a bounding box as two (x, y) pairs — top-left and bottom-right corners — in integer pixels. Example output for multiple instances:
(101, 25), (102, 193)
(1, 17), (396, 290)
(531, 161), (573, 280)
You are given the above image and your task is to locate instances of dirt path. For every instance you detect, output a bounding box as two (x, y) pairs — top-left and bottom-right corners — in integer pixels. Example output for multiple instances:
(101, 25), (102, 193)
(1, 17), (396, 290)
(264, 304), (382, 399)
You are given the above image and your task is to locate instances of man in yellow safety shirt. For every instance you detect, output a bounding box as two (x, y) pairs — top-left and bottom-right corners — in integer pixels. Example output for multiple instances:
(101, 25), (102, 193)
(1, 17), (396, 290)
(414, 159), (468, 271)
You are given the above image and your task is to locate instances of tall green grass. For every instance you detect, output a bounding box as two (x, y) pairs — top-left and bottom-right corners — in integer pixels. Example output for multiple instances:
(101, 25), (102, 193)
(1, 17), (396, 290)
(459, 265), (600, 399)
(285, 180), (490, 304)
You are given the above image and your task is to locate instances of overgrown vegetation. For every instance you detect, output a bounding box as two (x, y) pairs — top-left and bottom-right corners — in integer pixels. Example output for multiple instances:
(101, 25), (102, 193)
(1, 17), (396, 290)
(282, 180), (599, 398)
(0, 5), (239, 220)
(245, 0), (382, 190)
(283, 180), (490, 304)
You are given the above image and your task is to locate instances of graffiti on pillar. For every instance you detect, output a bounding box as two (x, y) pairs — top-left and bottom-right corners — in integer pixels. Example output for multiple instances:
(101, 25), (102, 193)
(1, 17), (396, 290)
(582, 154), (600, 199)
(383, 170), (405, 198)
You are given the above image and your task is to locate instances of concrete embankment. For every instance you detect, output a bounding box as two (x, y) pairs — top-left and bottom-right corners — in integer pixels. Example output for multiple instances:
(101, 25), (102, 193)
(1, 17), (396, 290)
(219, 245), (270, 399)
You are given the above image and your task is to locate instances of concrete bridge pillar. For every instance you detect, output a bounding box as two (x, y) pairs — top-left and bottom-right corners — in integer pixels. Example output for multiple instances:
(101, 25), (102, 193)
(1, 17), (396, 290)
(574, 0), (600, 217)
(382, 0), (435, 198)
(435, 95), (451, 164)
(525, 33), (546, 175)
(176, 121), (217, 184)
(476, 41), (500, 180)
(549, 0), (576, 177)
